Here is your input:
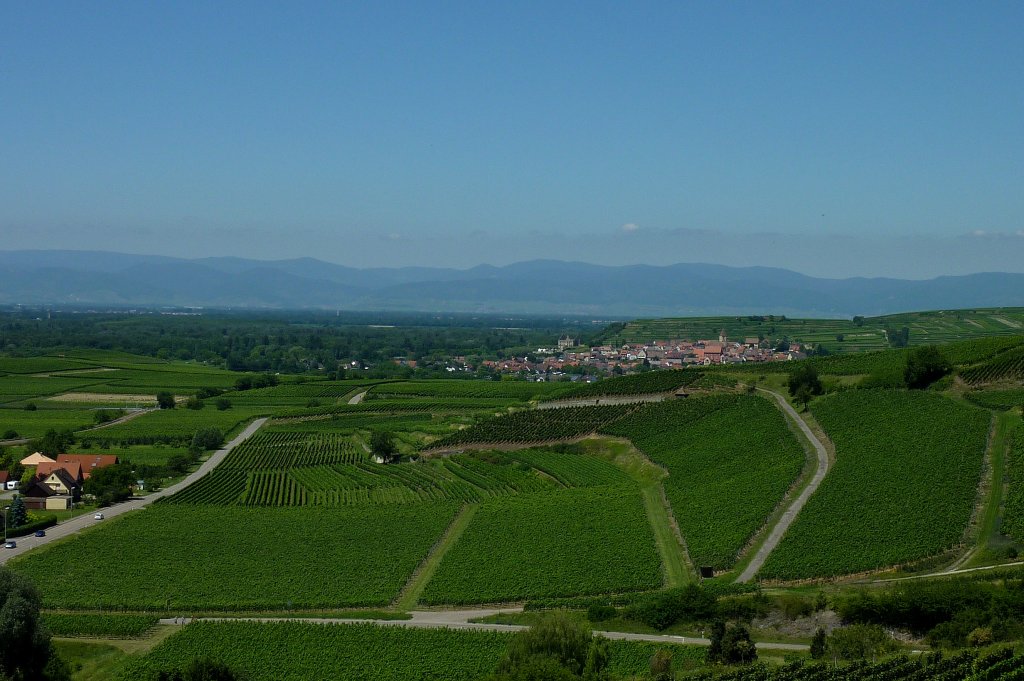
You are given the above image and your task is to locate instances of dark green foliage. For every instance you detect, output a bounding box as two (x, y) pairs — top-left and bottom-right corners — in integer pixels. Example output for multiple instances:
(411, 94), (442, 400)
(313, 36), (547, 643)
(369, 431), (398, 462)
(24, 401), (37, 411)
(648, 649), (672, 681)
(553, 370), (704, 399)
(887, 326), (910, 348)
(492, 613), (608, 681)
(622, 585), (718, 631)
(904, 345), (951, 389)
(84, 462), (135, 505)
(156, 658), (243, 681)
(1005, 425), (1024, 542)
(826, 624), (898, 662)
(707, 621), (757, 665)
(9, 495), (28, 528)
(810, 628), (827, 659)
(190, 428), (224, 453)
(586, 604), (616, 622)
(215, 397), (232, 410)
(26, 429), (75, 457)
(156, 391), (176, 409)
(93, 408), (125, 424)
(0, 567), (64, 681)
(185, 396), (205, 410)
(786, 364), (822, 399)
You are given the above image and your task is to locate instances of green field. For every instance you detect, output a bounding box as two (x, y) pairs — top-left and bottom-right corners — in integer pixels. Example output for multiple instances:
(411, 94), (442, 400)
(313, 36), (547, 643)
(81, 406), (267, 444)
(603, 395), (805, 570)
(1004, 424), (1024, 543)
(760, 390), (991, 579)
(421, 486), (662, 604)
(10, 504), (459, 609)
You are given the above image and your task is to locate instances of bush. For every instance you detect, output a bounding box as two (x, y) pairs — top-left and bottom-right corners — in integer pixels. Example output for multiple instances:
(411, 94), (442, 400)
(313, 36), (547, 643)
(586, 604), (616, 622)
(215, 398), (232, 411)
(190, 428), (224, 453)
(24, 402), (37, 411)
(156, 392), (176, 409)
(622, 585), (718, 631)
(185, 396), (205, 410)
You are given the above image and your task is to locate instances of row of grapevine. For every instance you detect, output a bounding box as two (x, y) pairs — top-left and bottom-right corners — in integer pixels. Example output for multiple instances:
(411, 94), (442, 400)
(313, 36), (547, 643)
(1003, 424), (1024, 542)
(696, 648), (1024, 681)
(120, 620), (706, 681)
(368, 379), (568, 401)
(222, 431), (360, 469)
(41, 613), (158, 638)
(760, 390), (991, 580)
(160, 469), (246, 505)
(960, 346), (1024, 385)
(428, 404), (639, 448)
(549, 369), (706, 399)
(241, 470), (308, 506)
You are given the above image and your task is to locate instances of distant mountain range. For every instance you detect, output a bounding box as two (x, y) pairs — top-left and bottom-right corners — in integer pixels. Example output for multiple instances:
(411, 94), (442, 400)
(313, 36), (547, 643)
(2, 250), (1023, 318)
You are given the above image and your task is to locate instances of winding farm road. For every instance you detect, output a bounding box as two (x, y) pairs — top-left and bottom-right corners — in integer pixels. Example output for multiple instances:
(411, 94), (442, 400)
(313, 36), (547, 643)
(735, 389), (831, 583)
(0, 418), (267, 565)
(159, 609), (810, 652)
(348, 390), (367, 405)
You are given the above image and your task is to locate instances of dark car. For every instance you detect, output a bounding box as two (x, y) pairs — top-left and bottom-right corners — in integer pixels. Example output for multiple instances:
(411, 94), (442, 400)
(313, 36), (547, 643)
(34, 530), (46, 537)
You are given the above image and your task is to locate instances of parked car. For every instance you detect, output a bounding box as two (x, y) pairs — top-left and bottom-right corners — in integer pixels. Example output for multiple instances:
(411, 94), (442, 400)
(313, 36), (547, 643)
(4, 541), (15, 549)
(93, 512), (104, 520)
(34, 529), (46, 537)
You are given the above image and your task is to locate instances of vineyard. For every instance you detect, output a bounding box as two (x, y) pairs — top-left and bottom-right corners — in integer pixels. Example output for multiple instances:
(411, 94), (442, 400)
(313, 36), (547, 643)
(549, 369), (706, 399)
(80, 406), (267, 444)
(603, 394), (805, 570)
(428, 404), (640, 449)
(119, 620), (706, 681)
(964, 388), (1024, 410)
(42, 613), (159, 638)
(162, 436), (633, 507)
(960, 345), (1024, 385)
(1004, 424), (1024, 543)
(368, 379), (568, 401)
(697, 648), (1024, 681)
(420, 487), (662, 604)
(10, 504), (459, 609)
(759, 390), (990, 580)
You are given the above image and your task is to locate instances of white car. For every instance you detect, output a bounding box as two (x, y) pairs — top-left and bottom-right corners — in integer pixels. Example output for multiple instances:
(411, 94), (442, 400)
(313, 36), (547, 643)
(4, 541), (16, 549)
(93, 512), (104, 520)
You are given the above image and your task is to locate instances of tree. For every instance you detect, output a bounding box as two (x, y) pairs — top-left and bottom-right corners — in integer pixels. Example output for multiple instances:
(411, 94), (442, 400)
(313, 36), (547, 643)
(156, 658), (243, 681)
(810, 628), (827, 659)
(491, 612), (606, 680)
(649, 649), (673, 681)
(185, 396), (205, 410)
(708, 621), (757, 665)
(827, 624), (898, 662)
(84, 463), (135, 505)
(190, 428), (224, 454)
(787, 364), (823, 401)
(904, 345), (951, 389)
(9, 496), (28, 529)
(27, 429), (75, 457)
(156, 391), (176, 409)
(215, 397), (232, 411)
(0, 567), (69, 680)
(370, 431), (398, 463)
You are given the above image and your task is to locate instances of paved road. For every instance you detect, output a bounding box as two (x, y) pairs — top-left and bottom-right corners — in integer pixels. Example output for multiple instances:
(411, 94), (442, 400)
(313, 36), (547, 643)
(0, 418), (267, 565)
(159, 609), (809, 651)
(736, 389), (831, 583)
(348, 391), (367, 405)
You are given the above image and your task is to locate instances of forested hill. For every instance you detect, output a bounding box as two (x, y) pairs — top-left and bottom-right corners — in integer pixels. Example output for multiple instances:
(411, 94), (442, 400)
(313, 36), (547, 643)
(3, 250), (1024, 317)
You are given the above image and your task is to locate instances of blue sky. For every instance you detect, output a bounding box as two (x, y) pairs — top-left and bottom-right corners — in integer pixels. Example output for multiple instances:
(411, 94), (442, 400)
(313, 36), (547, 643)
(2, 1), (1022, 277)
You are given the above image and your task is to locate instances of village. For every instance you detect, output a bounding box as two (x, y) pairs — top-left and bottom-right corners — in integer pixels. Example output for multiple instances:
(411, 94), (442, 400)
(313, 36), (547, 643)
(478, 330), (810, 380)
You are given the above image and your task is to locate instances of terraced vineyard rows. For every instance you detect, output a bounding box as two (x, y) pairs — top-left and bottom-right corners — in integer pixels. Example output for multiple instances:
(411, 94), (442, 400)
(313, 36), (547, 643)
(760, 389), (990, 580)
(221, 431), (361, 468)
(42, 613), (159, 638)
(964, 388), (1024, 410)
(960, 346), (1024, 385)
(429, 404), (639, 448)
(421, 486), (661, 604)
(603, 394), (805, 570)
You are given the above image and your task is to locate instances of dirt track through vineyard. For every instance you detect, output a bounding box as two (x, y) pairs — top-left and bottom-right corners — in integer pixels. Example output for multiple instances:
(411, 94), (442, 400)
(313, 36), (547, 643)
(735, 389), (831, 583)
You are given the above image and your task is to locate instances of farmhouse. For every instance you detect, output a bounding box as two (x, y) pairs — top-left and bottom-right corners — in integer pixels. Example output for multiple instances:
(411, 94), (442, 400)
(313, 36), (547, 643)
(20, 480), (72, 510)
(20, 452), (56, 466)
(57, 453), (119, 479)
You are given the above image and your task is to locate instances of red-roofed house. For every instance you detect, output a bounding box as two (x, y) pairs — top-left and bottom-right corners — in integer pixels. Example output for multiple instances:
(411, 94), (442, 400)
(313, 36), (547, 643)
(56, 454), (119, 479)
(36, 461), (85, 488)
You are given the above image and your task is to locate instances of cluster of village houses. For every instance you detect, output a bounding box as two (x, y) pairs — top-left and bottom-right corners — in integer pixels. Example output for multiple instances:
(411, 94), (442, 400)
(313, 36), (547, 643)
(1, 452), (119, 510)
(478, 331), (808, 379)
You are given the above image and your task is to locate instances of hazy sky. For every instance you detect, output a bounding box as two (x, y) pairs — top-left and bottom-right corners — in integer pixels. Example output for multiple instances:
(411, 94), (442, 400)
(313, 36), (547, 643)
(2, 2), (1022, 277)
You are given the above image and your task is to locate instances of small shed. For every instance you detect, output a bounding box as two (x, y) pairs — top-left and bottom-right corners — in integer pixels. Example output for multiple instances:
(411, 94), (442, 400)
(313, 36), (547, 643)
(45, 495), (72, 511)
